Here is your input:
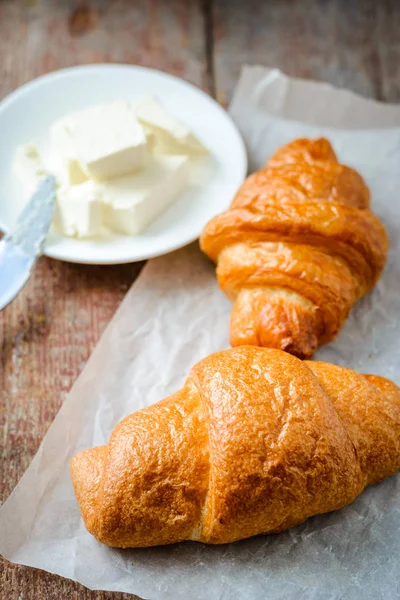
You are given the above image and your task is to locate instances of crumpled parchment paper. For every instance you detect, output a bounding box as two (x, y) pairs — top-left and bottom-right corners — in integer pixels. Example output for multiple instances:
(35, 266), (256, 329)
(1, 67), (400, 600)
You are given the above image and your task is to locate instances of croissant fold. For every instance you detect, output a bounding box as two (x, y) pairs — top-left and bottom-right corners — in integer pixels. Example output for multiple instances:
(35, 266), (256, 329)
(200, 138), (389, 358)
(71, 346), (400, 548)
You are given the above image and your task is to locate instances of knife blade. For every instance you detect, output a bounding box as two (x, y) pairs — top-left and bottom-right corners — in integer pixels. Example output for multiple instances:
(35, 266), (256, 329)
(0, 175), (57, 310)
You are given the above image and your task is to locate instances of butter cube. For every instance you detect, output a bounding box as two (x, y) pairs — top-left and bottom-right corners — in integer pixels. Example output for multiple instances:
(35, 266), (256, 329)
(51, 101), (148, 181)
(54, 159), (88, 187)
(49, 124), (88, 185)
(133, 96), (207, 155)
(65, 159), (88, 185)
(54, 181), (103, 238)
(102, 155), (189, 235)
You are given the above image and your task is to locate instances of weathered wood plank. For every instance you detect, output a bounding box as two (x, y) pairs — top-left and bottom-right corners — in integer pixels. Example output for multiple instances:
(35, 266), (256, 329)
(212, 0), (400, 105)
(376, 0), (400, 102)
(0, 0), (209, 598)
(0, 258), (144, 600)
(0, 0), (209, 96)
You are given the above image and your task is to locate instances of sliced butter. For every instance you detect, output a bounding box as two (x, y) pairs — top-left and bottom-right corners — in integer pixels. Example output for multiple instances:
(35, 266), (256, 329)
(50, 101), (148, 181)
(54, 180), (103, 238)
(102, 155), (189, 235)
(133, 96), (207, 155)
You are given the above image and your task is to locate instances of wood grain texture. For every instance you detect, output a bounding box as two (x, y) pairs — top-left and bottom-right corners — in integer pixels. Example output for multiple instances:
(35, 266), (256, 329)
(0, 0), (209, 95)
(0, 258), (144, 600)
(1, 0), (399, 598)
(0, 0), (208, 598)
(212, 0), (400, 106)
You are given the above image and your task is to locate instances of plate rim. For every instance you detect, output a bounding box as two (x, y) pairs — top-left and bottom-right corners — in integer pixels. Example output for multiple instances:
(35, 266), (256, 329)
(0, 63), (248, 264)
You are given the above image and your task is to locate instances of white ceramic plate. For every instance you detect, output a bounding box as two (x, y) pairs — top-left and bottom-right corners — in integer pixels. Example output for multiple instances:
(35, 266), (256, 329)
(0, 64), (247, 264)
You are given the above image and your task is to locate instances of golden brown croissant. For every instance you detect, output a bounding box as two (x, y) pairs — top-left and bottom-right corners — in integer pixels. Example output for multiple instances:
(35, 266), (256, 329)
(200, 138), (389, 358)
(71, 346), (400, 548)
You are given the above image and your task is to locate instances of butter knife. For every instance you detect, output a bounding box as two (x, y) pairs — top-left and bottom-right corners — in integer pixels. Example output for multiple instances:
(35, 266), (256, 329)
(0, 175), (57, 310)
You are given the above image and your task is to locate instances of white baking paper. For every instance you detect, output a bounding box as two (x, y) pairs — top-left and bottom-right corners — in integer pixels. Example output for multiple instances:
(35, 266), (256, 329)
(1, 67), (400, 600)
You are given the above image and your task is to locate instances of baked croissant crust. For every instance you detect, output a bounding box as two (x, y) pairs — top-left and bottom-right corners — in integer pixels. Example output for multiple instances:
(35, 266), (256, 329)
(71, 346), (400, 548)
(200, 138), (389, 358)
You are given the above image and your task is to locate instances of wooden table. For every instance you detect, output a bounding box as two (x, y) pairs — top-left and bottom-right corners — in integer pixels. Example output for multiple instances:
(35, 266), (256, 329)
(1, 1), (399, 598)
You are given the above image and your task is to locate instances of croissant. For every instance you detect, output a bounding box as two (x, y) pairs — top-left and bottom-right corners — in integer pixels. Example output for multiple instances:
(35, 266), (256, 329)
(200, 138), (389, 358)
(71, 346), (400, 548)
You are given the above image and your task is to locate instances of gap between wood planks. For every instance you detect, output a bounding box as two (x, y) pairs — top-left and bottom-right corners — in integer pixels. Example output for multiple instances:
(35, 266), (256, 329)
(203, 0), (216, 99)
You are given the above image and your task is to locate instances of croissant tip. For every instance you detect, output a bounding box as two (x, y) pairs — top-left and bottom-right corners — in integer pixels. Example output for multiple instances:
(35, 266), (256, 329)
(70, 446), (106, 540)
(230, 288), (321, 359)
